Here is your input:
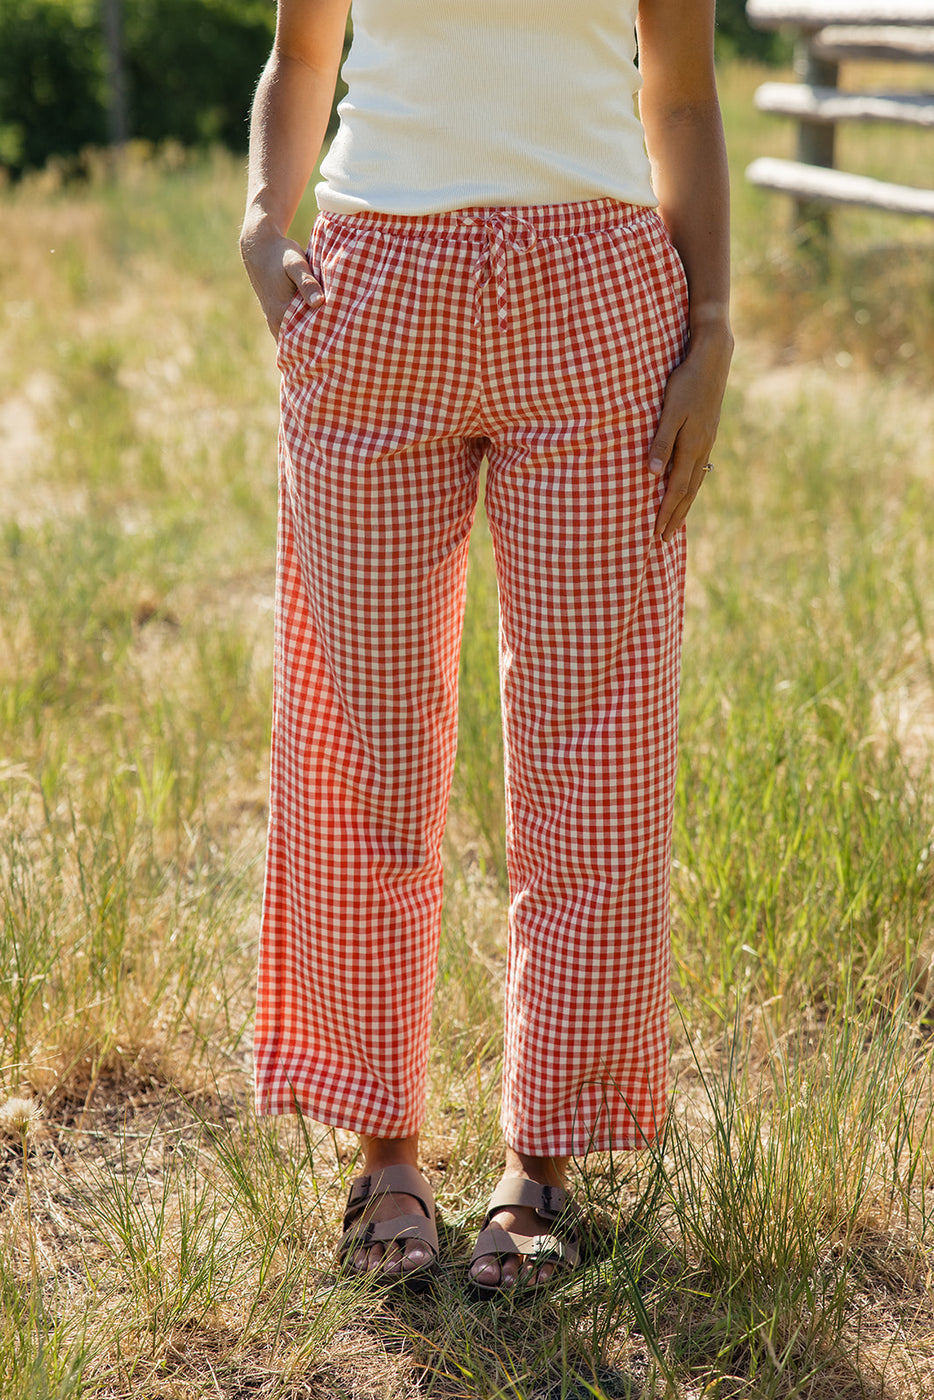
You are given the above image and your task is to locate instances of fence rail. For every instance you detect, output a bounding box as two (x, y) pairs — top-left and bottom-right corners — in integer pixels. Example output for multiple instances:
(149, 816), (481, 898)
(745, 0), (934, 228)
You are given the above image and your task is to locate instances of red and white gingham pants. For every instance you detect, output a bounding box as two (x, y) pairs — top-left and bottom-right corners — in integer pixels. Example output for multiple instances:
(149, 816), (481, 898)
(256, 198), (688, 1157)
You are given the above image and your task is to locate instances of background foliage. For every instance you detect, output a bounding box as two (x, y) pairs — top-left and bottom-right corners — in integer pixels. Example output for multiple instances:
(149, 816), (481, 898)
(122, 0), (277, 149)
(715, 0), (789, 61)
(0, 0), (107, 171)
(0, 0), (277, 174)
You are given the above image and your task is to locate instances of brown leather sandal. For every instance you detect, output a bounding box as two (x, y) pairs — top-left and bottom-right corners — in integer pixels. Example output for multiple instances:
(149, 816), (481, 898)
(338, 1164), (440, 1292)
(467, 1178), (582, 1299)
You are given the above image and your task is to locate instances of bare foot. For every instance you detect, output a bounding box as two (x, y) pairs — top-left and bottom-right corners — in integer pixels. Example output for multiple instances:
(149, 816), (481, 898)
(349, 1186), (436, 1280)
(469, 1150), (572, 1291)
(347, 1135), (436, 1282)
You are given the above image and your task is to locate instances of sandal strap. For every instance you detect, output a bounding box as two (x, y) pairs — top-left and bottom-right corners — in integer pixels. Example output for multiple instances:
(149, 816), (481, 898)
(342, 1165), (434, 1228)
(483, 1177), (572, 1226)
(340, 1211), (439, 1256)
(339, 1166), (439, 1263)
(472, 1223), (578, 1268)
(469, 1179), (582, 1275)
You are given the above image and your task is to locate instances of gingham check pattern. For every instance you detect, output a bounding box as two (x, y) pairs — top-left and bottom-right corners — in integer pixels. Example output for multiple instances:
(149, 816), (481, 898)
(256, 198), (688, 1156)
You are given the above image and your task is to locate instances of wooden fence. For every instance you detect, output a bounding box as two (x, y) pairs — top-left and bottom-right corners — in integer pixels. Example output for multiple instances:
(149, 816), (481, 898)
(745, 0), (934, 227)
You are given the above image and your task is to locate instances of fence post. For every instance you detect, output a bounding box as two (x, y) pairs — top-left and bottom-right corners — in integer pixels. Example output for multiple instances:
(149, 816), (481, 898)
(793, 34), (840, 244)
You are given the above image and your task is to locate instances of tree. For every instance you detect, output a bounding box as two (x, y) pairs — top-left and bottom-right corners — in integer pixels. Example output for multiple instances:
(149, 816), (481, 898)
(0, 0), (106, 172)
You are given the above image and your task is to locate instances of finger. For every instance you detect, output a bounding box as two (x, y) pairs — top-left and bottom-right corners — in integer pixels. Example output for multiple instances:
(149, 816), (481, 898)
(653, 469), (693, 540)
(647, 365), (694, 475)
(260, 238), (324, 339)
(659, 475), (704, 541)
(655, 460), (710, 541)
(269, 273), (326, 340)
(647, 416), (679, 479)
(282, 246), (325, 307)
(653, 443), (707, 536)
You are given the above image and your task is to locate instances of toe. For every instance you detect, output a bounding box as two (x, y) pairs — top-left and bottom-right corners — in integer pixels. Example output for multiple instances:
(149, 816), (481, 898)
(469, 1254), (502, 1287)
(519, 1257), (554, 1286)
(368, 1243), (388, 1274)
(380, 1242), (404, 1276)
(401, 1240), (433, 1272)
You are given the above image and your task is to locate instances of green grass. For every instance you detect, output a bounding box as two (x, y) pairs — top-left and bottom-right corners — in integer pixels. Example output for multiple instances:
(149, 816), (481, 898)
(0, 60), (933, 1397)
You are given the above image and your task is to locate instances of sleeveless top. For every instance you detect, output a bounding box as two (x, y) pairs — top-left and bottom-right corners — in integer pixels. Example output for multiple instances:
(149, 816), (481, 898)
(315, 0), (657, 215)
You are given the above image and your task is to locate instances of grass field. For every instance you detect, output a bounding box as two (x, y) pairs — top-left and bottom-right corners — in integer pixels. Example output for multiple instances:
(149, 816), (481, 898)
(2, 59), (934, 1399)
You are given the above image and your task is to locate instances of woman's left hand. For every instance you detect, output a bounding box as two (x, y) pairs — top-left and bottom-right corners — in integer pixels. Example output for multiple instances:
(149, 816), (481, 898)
(649, 322), (733, 542)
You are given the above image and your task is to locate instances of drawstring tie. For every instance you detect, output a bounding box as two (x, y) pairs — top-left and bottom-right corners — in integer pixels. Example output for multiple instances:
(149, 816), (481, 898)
(457, 212), (537, 330)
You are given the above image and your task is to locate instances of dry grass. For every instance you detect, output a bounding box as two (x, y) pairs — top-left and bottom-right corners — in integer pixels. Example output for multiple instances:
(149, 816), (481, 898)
(1, 61), (934, 1398)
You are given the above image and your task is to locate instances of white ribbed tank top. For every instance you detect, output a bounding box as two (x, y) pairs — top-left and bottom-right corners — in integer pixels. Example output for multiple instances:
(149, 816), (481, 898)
(315, 0), (657, 215)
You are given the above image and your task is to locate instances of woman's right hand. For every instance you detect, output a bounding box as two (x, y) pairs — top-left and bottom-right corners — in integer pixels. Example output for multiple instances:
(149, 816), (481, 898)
(240, 212), (325, 340)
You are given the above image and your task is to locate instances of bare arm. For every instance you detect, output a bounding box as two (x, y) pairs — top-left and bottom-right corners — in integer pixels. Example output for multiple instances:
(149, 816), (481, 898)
(240, 0), (351, 338)
(637, 0), (733, 540)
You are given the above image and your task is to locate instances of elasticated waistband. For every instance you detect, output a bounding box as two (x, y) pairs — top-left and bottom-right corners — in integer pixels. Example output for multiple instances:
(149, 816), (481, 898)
(317, 197), (657, 242)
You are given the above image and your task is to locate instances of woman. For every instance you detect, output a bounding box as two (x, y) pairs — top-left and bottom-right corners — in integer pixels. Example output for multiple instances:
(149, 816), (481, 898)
(241, 0), (732, 1295)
